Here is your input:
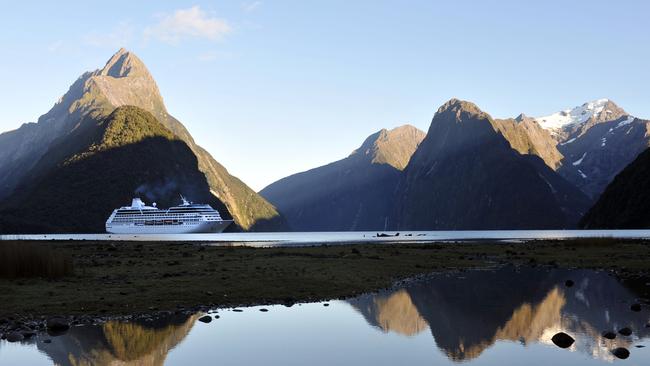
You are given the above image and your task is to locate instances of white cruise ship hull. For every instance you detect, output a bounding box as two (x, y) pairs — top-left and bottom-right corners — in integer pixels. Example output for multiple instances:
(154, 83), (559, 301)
(106, 220), (232, 234)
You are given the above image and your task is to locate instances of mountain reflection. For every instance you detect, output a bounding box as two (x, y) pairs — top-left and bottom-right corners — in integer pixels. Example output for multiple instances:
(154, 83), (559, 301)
(349, 267), (650, 362)
(35, 314), (198, 366)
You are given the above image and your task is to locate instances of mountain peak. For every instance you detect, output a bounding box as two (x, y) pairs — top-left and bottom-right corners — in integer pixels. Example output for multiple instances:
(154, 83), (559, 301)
(352, 124), (425, 170)
(98, 48), (149, 78)
(515, 113), (529, 122)
(534, 98), (628, 131)
(436, 99), (490, 122)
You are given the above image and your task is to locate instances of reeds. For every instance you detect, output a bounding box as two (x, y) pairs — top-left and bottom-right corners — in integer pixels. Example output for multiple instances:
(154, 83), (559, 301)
(0, 242), (73, 279)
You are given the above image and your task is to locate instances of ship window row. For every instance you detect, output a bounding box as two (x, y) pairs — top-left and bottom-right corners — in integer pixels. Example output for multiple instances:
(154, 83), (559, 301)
(117, 209), (217, 214)
(115, 213), (220, 217)
(117, 210), (217, 213)
(113, 217), (220, 221)
(112, 218), (205, 223)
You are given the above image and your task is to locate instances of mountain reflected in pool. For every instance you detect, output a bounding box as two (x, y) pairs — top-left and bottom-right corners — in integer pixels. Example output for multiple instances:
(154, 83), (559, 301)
(349, 267), (650, 362)
(2, 267), (650, 365)
(30, 314), (198, 365)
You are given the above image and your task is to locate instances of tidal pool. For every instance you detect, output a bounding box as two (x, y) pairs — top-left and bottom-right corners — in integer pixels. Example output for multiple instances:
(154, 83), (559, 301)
(1, 267), (649, 365)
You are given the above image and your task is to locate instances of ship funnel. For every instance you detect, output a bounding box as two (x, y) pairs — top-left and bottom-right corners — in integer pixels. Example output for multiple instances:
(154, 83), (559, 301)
(131, 197), (145, 208)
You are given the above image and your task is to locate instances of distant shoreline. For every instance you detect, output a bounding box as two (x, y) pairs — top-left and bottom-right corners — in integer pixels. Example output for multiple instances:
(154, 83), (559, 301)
(2, 229), (650, 245)
(1, 238), (650, 331)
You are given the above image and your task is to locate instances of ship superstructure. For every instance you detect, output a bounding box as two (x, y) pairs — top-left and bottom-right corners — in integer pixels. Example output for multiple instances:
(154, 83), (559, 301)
(105, 196), (232, 234)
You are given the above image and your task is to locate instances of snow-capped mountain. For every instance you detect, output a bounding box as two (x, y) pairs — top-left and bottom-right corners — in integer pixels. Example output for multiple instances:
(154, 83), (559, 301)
(534, 98), (613, 131)
(529, 99), (650, 198)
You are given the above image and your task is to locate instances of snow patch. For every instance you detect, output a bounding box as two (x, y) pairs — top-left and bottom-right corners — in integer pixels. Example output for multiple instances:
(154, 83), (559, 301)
(572, 152), (587, 166)
(578, 169), (587, 179)
(601, 137), (606, 147)
(559, 138), (576, 146)
(534, 98), (609, 131)
(616, 115), (635, 129)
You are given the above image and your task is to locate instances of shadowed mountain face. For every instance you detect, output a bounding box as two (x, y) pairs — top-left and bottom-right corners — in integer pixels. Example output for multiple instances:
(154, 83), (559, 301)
(395, 99), (591, 230)
(581, 147), (650, 228)
(556, 116), (650, 199)
(261, 125), (425, 231)
(349, 267), (650, 363)
(0, 106), (230, 233)
(0, 48), (284, 231)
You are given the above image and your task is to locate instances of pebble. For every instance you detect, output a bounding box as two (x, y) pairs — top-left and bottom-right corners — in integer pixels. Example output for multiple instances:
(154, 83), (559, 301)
(198, 315), (212, 323)
(565, 280), (574, 287)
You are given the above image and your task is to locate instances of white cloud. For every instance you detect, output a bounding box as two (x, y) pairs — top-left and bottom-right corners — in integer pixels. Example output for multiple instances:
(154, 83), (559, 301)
(243, 1), (262, 12)
(144, 6), (232, 44)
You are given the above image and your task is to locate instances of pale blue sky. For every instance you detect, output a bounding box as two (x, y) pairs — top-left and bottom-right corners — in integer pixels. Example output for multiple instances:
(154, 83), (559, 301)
(1, 1), (648, 190)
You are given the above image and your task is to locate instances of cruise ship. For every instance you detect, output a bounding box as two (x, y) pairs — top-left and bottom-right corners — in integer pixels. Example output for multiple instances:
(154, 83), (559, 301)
(105, 196), (232, 234)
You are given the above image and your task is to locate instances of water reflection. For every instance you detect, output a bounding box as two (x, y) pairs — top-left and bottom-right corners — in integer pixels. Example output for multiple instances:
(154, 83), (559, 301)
(349, 267), (650, 362)
(33, 314), (197, 365)
(2, 267), (650, 365)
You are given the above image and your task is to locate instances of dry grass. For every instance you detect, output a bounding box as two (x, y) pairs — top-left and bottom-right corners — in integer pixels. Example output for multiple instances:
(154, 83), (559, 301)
(0, 242), (73, 279)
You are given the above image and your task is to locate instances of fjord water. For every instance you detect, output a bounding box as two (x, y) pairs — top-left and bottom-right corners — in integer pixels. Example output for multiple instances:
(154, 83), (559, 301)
(2, 230), (650, 245)
(2, 267), (649, 365)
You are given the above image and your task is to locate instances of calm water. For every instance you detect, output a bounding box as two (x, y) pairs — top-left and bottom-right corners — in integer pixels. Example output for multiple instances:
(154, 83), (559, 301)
(2, 229), (650, 245)
(2, 267), (649, 365)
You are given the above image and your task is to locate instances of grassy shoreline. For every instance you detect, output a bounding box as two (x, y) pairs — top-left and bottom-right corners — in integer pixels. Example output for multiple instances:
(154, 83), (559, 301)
(1, 238), (650, 321)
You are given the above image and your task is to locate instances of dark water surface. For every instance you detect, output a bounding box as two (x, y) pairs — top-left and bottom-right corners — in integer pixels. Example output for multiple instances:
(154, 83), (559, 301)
(2, 267), (649, 365)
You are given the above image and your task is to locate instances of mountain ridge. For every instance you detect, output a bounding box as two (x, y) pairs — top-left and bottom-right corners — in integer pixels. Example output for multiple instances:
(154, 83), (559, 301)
(261, 125), (425, 231)
(395, 98), (591, 229)
(0, 48), (285, 231)
(0, 106), (231, 233)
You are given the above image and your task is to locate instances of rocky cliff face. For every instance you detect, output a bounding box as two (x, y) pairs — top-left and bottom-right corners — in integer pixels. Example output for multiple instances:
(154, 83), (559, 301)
(261, 125), (425, 230)
(493, 114), (564, 170)
(395, 99), (590, 229)
(0, 48), (284, 231)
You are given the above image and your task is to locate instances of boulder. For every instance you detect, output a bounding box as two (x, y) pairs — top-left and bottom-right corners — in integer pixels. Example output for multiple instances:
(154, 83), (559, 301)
(6, 332), (24, 343)
(551, 332), (575, 348)
(602, 331), (616, 340)
(619, 327), (633, 336)
(611, 347), (630, 359)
